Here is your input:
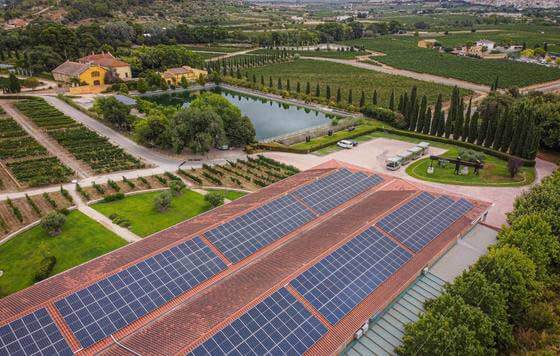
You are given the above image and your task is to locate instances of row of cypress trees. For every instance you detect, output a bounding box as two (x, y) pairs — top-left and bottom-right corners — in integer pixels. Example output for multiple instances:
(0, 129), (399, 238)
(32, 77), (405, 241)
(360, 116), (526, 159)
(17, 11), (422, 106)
(206, 50), (293, 74)
(397, 86), (539, 160)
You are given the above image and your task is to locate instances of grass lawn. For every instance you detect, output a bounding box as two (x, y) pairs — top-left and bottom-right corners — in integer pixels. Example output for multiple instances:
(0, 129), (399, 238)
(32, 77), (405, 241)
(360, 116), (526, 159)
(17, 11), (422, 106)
(206, 189), (248, 200)
(291, 121), (381, 151)
(0, 211), (126, 297)
(346, 35), (560, 88)
(246, 59), (468, 108)
(406, 147), (536, 187)
(93, 190), (213, 237)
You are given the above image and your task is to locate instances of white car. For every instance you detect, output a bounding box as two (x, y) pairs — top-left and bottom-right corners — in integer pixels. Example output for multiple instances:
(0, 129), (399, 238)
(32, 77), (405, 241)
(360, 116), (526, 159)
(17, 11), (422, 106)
(337, 140), (356, 149)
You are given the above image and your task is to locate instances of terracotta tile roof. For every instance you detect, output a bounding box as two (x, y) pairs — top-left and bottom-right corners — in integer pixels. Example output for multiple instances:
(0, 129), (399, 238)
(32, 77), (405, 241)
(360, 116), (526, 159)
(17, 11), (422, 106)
(52, 61), (90, 77)
(78, 52), (130, 68)
(0, 160), (491, 356)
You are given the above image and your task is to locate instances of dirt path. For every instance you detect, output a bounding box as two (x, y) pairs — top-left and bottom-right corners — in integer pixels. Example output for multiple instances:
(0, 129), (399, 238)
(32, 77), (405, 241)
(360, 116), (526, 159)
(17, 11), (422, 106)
(300, 56), (491, 93)
(205, 48), (259, 62)
(520, 78), (560, 94)
(1, 101), (92, 179)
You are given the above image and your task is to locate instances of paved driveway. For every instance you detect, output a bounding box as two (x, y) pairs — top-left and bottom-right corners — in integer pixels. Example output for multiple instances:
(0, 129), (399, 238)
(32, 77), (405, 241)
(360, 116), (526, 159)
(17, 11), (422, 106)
(262, 138), (557, 228)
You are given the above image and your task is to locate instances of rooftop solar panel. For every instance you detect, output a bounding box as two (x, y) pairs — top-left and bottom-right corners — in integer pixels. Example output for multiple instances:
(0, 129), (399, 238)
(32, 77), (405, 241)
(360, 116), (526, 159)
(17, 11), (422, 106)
(291, 227), (412, 325)
(190, 288), (327, 356)
(205, 194), (316, 263)
(294, 169), (383, 214)
(55, 237), (226, 348)
(378, 194), (474, 252)
(0, 308), (73, 356)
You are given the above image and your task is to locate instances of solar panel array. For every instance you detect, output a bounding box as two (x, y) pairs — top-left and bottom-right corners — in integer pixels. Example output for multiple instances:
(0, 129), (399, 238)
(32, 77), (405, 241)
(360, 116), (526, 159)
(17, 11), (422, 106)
(290, 227), (412, 325)
(205, 195), (316, 263)
(378, 192), (474, 252)
(190, 288), (327, 356)
(293, 169), (383, 214)
(55, 237), (226, 348)
(0, 309), (73, 356)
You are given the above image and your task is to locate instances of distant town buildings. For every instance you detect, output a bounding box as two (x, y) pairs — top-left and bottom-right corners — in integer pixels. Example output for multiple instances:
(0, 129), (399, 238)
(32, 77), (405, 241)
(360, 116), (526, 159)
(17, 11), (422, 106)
(464, 0), (559, 9)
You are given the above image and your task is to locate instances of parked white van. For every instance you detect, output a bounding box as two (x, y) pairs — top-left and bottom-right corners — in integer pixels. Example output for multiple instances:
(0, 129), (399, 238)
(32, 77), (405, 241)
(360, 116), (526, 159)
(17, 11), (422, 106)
(386, 156), (403, 171)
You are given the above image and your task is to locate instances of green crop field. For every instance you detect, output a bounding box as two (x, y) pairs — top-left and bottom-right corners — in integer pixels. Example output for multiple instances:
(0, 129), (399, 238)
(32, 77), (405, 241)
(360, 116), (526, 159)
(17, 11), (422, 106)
(346, 34), (560, 88)
(245, 59), (468, 108)
(0, 211), (126, 296)
(252, 48), (368, 59)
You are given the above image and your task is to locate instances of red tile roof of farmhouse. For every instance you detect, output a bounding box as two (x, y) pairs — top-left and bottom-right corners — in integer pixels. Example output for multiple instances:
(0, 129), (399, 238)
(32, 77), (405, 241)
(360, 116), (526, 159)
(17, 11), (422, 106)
(52, 61), (92, 76)
(0, 160), (491, 356)
(79, 52), (130, 68)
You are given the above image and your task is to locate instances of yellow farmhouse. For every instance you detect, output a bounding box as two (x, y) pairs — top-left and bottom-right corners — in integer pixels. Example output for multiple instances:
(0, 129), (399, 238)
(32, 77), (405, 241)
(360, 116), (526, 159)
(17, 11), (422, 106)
(79, 52), (132, 81)
(52, 61), (108, 86)
(161, 66), (208, 85)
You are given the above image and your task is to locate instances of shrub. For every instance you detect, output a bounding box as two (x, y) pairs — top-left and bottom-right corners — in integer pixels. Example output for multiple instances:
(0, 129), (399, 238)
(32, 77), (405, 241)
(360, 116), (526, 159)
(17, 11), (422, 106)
(507, 157), (523, 178)
(154, 191), (172, 212)
(178, 169), (203, 184)
(6, 198), (23, 222)
(155, 175), (167, 185)
(107, 179), (120, 192)
(457, 148), (485, 163)
(43, 193), (58, 208)
(522, 302), (558, 332)
(92, 182), (105, 195)
(102, 193), (125, 203)
(26, 194), (41, 216)
(138, 176), (151, 188)
(60, 187), (73, 203)
(362, 104), (407, 128)
(34, 256), (57, 282)
(123, 176), (135, 188)
(76, 183), (90, 200)
(169, 180), (186, 196)
(205, 192), (224, 208)
(41, 212), (67, 237)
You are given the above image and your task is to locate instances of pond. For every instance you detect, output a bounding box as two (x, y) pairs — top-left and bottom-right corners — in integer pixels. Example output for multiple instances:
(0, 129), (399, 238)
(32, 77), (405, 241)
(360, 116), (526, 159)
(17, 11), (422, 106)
(142, 88), (335, 141)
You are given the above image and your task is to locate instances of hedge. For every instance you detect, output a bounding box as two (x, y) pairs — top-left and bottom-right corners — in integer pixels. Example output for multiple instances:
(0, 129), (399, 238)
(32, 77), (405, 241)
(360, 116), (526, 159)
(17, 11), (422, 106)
(254, 126), (535, 167)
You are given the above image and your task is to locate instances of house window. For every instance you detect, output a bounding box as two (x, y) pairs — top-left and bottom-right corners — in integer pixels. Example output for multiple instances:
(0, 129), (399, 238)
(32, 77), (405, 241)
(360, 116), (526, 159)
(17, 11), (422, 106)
(91, 71), (100, 78)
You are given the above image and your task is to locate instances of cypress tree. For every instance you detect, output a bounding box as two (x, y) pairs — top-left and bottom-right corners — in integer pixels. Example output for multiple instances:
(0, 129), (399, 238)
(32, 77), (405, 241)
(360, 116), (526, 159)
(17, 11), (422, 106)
(509, 114), (522, 155)
(409, 97), (419, 131)
(477, 112), (489, 146)
(424, 107), (432, 134)
(468, 112), (479, 143)
(286, 79), (291, 91)
(430, 94), (442, 136)
(260, 75), (264, 86)
(296, 81), (301, 93)
(336, 88), (341, 103)
(416, 96), (427, 133)
(348, 89), (353, 104)
(484, 112), (497, 148)
(402, 92), (410, 128)
(305, 81), (310, 95)
(398, 94), (404, 113)
(408, 86), (417, 121)
(436, 110), (446, 137)
(453, 98), (464, 140)
(277, 77), (282, 90)
(269, 76), (273, 88)
(359, 91), (365, 107)
(326, 85), (331, 100)
(463, 97), (472, 142)
(315, 83), (320, 97)
(500, 109), (513, 152)
(492, 111), (506, 150)
(373, 90), (378, 105)
(252, 74), (257, 83)
(389, 90), (395, 111)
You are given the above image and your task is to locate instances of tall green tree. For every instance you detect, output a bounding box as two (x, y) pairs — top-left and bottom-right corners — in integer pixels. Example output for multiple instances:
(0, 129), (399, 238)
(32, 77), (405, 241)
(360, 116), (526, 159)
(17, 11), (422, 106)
(416, 96), (427, 133)
(469, 112), (479, 143)
(463, 97), (472, 142)
(423, 107), (432, 134)
(315, 83), (320, 97)
(430, 94), (443, 136)
(326, 85), (331, 100)
(500, 109), (513, 152)
(359, 90), (365, 107)
(348, 89), (352, 104)
(389, 90), (395, 111)
(305, 81), (310, 95)
(7, 73), (20, 93)
(373, 90), (378, 106)
(277, 77), (282, 90)
(492, 111), (506, 150)
(454, 98), (465, 140)
(477, 107), (490, 146)
(336, 88), (341, 103)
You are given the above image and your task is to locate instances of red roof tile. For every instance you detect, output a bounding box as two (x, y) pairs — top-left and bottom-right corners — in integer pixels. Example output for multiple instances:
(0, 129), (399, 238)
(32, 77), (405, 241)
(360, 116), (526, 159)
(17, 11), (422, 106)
(0, 161), (491, 355)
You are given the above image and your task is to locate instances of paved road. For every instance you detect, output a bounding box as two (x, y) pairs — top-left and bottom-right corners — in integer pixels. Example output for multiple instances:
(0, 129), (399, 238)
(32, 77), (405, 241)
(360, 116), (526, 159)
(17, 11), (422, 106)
(300, 56), (492, 93)
(1, 101), (91, 178)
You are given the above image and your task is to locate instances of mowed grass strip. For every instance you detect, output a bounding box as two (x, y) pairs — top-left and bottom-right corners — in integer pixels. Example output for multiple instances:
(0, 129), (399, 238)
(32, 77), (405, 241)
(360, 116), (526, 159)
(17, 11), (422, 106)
(93, 190), (216, 237)
(246, 59), (464, 107)
(0, 210), (127, 296)
(206, 189), (248, 201)
(346, 36), (560, 88)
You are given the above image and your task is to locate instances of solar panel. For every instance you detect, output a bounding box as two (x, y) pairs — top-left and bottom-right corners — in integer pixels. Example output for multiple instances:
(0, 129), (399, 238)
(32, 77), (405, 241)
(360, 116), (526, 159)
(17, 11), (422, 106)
(55, 237), (226, 348)
(205, 195), (316, 263)
(0, 308), (73, 356)
(294, 169), (383, 214)
(291, 227), (412, 325)
(378, 194), (474, 252)
(190, 288), (327, 356)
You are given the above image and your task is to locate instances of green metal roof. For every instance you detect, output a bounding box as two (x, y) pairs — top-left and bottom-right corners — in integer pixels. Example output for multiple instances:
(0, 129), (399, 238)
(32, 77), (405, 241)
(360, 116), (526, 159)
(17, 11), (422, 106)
(343, 271), (446, 356)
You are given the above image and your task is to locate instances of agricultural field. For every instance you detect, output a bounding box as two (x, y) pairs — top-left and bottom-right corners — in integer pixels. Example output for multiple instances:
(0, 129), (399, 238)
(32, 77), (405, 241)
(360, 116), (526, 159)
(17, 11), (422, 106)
(252, 48), (368, 59)
(178, 156), (300, 190)
(0, 189), (74, 239)
(245, 59), (467, 107)
(346, 35), (560, 88)
(0, 105), (73, 189)
(15, 99), (145, 174)
(76, 174), (175, 202)
(0, 210), (126, 297)
(182, 45), (249, 53)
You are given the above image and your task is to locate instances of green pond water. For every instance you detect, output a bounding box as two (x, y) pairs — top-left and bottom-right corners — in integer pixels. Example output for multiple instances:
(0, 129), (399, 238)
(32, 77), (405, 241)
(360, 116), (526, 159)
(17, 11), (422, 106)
(142, 88), (334, 141)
